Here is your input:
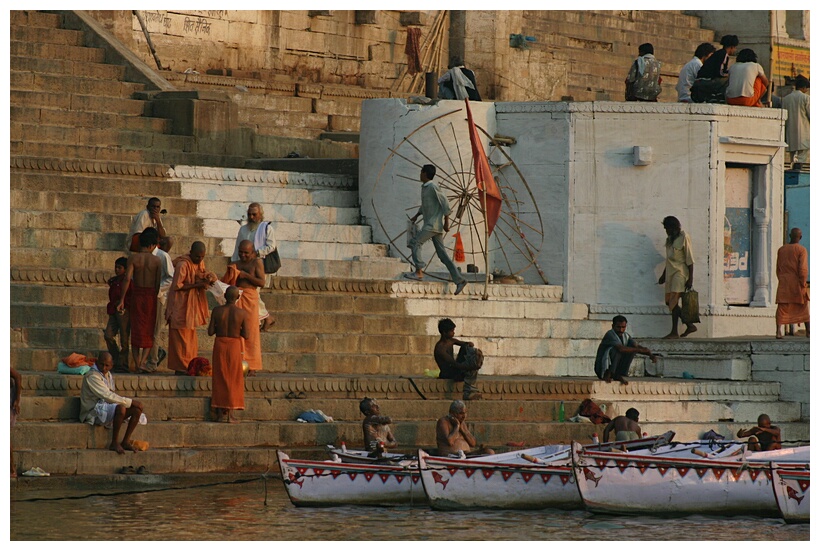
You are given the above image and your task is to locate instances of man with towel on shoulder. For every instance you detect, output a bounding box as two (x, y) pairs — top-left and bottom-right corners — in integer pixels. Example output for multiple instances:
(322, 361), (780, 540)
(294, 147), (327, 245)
(208, 286), (250, 423)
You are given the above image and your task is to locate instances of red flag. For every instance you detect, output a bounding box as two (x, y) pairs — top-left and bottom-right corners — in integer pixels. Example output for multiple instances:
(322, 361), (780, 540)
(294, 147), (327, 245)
(453, 232), (465, 262)
(465, 99), (502, 236)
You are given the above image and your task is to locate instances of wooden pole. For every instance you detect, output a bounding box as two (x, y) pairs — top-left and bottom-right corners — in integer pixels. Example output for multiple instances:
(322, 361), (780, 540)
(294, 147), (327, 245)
(133, 11), (165, 71)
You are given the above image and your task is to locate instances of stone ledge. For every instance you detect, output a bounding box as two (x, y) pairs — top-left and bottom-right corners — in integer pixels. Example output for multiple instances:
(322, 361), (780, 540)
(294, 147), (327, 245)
(495, 101), (786, 120)
(591, 379), (781, 400)
(12, 156), (170, 176)
(11, 267), (109, 285)
(168, 164), (356, 189)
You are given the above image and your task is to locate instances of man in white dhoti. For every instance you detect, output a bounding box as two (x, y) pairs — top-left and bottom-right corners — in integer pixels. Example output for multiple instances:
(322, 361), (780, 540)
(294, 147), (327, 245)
(232, 202), (276, 331)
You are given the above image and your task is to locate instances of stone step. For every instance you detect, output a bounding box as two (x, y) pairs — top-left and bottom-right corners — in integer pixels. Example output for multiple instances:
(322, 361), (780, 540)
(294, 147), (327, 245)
(319, 131), (360, 143)
(10, 10), (63, 28)
(194, 200), (362, 225)
(210, 220), (372, 246)
(10, 106), (172, 134)
(11, 141), (161, 164)
(10, 26), (84, 46)
(9, 90), (147, 115)
(241, 108), (329, 132)
(231, 92), (313, 113)
(329, 114), (361, 133)
(16, 417), (812, 476)
(20, 394), (801, 426)
(9, 40), (105, 63)
(10, 210), (203, 237)
(10, 170), (181, 196)
(168, 165), (357, 191)
(18, 416), (805, 454)
(11, 190), (199, 217)
(180, 181), (359, 208)
(10, 123), (193, 152)
(9, 54), (127, 81)
(21, 395), (579, 423)
(10, 70), (146, 97)
(9, 228), (220, 253)
(12, 418), (809, 458)
(244, 158), (358, 177)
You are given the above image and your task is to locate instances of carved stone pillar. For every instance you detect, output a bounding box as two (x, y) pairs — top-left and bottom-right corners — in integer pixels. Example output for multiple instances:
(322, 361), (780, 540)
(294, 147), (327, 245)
(750, 176), (771, 307)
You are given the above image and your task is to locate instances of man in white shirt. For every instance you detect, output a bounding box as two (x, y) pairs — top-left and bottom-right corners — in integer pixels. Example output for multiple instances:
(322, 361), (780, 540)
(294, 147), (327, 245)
(126, 197), (167, 252)
(79, 352), (144, 454)
(676, 42), (715, 103)
(144, 236), (175, 372)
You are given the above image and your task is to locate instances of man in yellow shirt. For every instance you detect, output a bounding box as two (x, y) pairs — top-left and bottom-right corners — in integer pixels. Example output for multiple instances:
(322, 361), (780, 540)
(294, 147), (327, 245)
(658, 216), (697, 338)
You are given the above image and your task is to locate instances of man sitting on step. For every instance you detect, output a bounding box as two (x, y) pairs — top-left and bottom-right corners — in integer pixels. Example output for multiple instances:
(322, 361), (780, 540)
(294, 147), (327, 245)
(435, 400), (493, 456)
(232, 202), (276, 331)
(126, 196), (167, 252)
(79, 352), (144, 454)
(594, 315), (658, 385)
(737, 414), (782, 451)
(360, 397), (398, 454)
(434, 318), (483, 400)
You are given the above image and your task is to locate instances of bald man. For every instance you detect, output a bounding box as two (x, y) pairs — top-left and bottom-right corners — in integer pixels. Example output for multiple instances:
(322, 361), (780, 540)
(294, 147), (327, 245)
(232, 203), (276, 331)
(221, 240), (265, 376)
(208, 286), (251, 423)
(166, 241), (217, 375)
(79, 352), (144, 454)
(775, 228), (810, 339)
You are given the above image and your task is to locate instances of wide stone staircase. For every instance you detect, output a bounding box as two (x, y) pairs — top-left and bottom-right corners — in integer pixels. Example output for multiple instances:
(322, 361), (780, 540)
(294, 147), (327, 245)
(9, 10), (808, 476)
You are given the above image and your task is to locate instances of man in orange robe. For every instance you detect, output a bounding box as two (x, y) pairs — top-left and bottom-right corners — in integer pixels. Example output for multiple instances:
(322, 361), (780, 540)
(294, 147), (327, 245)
(208, 285), (250, 422)
(165, 241), (216, 375)
(221, 240), (265, 376)
(775, 228), (810, 339)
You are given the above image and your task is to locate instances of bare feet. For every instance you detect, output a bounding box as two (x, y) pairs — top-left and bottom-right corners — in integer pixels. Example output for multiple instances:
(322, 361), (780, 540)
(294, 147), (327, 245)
(246, 370), (257, 377)
(228, 412), (239, 424)
(213, 409), (224, 423)
(662, 332), (680, 339)
(681, 324), (698, 337)
(603, 370), (613, 383)
(614, 375), (629, 385)
(776, 333), (784, 339)
(121, 441), (138, 453)
(260, 317), (276, 332)
(110, 443), (126, 455)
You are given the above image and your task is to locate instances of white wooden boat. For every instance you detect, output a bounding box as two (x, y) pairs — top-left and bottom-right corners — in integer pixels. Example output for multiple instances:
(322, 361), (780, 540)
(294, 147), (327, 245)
(324, 444), (415, 465)
(417, 434), (673, 510)
(572, 441), (810, 516)
(771, 462), (810, 523)
(277, 450), (426, 507)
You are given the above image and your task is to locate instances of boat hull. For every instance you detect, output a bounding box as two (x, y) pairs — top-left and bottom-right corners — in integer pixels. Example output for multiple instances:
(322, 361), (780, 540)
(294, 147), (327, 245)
(572, 442), (807, 516)
(277, 451), (427, 507)
(771, 463), (810, 523)
(419, 447), (579, 510)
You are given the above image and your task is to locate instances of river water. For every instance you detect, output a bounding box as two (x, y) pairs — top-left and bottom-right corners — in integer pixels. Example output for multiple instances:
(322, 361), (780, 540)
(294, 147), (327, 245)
(10, 477), (809, 541)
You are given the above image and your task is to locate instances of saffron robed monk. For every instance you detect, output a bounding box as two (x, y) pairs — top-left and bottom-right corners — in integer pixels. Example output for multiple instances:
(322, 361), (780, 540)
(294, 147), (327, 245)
(208, 286), (251, 423)
(165, 241), (217, 375)
(221, 240), (265, 376)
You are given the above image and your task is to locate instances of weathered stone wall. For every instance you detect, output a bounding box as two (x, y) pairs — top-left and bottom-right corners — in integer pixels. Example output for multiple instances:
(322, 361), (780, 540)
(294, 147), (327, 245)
(91, 10), (445, 90)
(750, 345), (810, 420)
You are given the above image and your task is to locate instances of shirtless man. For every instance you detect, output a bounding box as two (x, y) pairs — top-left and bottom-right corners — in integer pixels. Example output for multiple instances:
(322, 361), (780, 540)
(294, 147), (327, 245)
(225, 240), (266, 376)
(118, 227), (161, 373)
(208, 286), (251, 423)
(434, 318), (483, 400)
(737, 414), (782, 452)
(602, 408), (642, 443)
(360, 397), (398, 453)
(435, 400), (493, 456)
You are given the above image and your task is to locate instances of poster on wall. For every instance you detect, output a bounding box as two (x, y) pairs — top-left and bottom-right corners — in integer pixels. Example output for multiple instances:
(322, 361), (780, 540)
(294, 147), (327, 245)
(724, 168), (753, 304)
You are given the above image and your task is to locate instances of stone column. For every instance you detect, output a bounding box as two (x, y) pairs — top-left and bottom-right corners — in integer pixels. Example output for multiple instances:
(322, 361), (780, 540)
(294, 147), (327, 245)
(750, 169), (771, 307)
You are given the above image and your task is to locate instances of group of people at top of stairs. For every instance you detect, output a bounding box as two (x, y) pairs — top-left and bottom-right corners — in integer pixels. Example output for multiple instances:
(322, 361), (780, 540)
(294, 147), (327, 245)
(625, 36), (809, 169)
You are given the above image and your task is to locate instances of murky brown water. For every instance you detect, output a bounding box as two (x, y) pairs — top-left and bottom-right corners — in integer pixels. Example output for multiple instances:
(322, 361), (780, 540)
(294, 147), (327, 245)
(10, 478), (809, 540)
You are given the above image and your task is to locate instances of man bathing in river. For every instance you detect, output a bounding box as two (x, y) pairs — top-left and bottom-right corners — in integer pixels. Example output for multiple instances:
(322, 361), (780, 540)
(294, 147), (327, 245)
(79, 352), (145, 454)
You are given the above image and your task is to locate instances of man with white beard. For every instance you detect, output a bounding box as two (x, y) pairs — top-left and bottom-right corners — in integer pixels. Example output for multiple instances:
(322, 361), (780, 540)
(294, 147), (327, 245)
(232, 202), (276, 331)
